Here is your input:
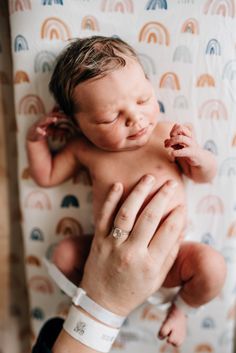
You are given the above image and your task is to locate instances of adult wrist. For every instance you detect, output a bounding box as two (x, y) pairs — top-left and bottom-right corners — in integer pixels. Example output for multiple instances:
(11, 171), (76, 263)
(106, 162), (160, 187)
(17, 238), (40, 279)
(72, 287), (126, 328)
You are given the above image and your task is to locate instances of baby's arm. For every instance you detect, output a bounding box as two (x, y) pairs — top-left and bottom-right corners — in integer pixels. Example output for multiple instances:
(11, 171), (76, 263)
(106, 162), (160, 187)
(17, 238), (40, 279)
(164, 124), (217, 183)
(26, 113), (79, 187)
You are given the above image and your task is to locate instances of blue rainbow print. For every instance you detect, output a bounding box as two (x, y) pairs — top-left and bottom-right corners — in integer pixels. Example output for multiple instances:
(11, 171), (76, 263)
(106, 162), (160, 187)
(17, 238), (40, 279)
(205, 38), (221, 55)
(101, 0), (134, 13)
(203, 140), (218, 155)
(173, 95), (188, 109)
(14, 34), (29, 52)
(41, 0), (64, 4)
(145, 0), (167, 10)
(204, 0), (235, 18)
(34, 51), (57, 73)
(219, 158), (236, 176)
(222, 60), (236, 101)
(61, 195), (80, 208)
(201, 232), (215, 246)
(223, 60), (236, 80)
(202, 317), (215, 329)
(138, 53), (156, 75)
(31, 307), (45, 320)
(158, 100), (165, 113)
(222, 247), (236, 264)
(30, 227), (44, 241)
(173, 45), (192, 63)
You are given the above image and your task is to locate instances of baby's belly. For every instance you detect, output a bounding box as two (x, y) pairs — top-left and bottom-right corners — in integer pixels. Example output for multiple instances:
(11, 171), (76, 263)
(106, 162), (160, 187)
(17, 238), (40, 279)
(92, 166), (186, 224)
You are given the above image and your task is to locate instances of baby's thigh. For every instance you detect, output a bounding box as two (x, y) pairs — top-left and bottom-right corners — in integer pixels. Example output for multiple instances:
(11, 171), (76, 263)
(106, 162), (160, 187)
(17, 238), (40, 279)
(162, 241), (223, 288)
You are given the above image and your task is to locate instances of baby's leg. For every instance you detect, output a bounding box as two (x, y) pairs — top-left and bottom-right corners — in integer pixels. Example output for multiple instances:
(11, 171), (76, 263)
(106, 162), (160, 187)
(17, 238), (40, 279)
(52, 235), (93, 285)
(159, 241), (226, 346)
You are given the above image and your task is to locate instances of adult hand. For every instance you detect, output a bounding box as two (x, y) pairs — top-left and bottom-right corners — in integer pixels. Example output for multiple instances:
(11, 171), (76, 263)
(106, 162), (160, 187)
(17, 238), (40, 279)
(80, 174), (185, 317)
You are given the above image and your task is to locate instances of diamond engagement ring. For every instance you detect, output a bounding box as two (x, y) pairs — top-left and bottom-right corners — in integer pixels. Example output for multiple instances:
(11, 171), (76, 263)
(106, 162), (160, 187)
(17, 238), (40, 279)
(111, 227), (130, 240)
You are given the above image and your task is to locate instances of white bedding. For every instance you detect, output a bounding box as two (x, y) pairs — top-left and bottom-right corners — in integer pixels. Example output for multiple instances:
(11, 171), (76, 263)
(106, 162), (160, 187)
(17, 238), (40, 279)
(9, 1), (236, 352)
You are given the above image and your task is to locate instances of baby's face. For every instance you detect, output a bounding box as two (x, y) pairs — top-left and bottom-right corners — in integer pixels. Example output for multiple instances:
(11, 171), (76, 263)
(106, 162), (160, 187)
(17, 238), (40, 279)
(73, 58), (159, 151)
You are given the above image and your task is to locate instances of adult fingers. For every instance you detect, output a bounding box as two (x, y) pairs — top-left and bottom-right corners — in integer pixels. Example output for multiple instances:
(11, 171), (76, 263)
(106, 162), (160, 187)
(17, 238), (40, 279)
(95, 182), (124, 239)
(128, 180), (179, 246)
(148, 205), (186, 261)
(112, 174), (156, 242)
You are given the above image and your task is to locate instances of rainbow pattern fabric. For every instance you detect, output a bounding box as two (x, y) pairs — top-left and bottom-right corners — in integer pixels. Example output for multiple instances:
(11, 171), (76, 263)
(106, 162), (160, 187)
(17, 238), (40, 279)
(7, 0), (236, 352)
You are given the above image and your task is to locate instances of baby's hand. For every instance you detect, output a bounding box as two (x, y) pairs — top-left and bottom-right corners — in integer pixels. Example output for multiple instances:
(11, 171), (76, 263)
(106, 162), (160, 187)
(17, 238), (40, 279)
(27, 111), (67, 142)
(164, 123), (202, 167)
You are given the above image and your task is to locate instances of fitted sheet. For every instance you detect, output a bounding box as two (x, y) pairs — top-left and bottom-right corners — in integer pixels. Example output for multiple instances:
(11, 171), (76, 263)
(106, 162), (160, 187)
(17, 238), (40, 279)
(9, 1), (236, 352)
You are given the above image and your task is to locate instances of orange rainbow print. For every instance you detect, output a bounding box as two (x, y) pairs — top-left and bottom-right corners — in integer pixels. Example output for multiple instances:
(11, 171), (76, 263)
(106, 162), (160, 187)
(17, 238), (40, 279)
(196, 74), (215, 87)
(159, 72), (180, 90)
(24, 190), (52, 210)
(56, 217), (83, 237)
(81, 16), (99, 31)
(227, 303), (236, 320)
(14, 70), (30, 84)
(181, 18), (199, 34)
(199, 99), (228, 119)
(195, 343), (213, 352)
(26, 255), (41, 267)
(28, 275), (54, 294)
(227, 221), (236, 237)
(41, 17), (71, 41)
(101, 0), (134, 13)
(139, 22), (170, 45)
(9, 0), (31, 13)
(204, 0), (235, 18)
(0, 71), (9, 84)
(196, 195), (224, 214)
(160, 343), (180, 352)
(141, 304), (162, 321)
(18, 94), (46, 115)
(232, 134), (236, 146)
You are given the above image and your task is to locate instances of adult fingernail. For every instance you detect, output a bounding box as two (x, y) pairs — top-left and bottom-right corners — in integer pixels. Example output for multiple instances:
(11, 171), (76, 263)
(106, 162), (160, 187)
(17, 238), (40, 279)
(168, 180), (178, 188)
(143, 174), (155, 184)
(112, 182), (122, 191)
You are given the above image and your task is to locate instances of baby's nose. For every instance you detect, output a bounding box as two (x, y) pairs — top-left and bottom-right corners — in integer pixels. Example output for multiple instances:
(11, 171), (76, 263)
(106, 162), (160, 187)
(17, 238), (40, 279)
(125, 112), (143, 127)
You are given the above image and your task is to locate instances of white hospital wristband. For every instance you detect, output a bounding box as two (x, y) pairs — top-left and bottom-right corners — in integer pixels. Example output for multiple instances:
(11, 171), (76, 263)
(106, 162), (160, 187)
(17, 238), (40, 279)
(72, 287), (125, 328)
(63, 305), (119, 352)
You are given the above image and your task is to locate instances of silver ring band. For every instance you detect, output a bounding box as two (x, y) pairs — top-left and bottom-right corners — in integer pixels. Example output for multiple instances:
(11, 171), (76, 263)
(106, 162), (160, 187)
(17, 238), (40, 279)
(111, 227), (130, 240)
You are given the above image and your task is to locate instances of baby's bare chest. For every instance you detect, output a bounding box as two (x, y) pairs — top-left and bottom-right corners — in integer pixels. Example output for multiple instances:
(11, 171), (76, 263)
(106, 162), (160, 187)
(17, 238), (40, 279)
(85, 144), (186, 219)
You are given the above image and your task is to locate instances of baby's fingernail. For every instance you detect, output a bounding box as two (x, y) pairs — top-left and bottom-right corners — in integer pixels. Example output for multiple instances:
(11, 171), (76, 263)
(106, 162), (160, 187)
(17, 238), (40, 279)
(168, 180), (178, 188)
(143, 174), (155, 184)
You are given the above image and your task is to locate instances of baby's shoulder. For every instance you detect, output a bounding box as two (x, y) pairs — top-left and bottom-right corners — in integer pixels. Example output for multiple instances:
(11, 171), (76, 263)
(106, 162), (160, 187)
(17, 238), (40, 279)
(154, 121), (175, 136)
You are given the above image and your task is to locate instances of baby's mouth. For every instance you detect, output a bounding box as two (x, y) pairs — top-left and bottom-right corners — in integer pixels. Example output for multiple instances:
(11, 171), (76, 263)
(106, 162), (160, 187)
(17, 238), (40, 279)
(128, 127), (148, 140)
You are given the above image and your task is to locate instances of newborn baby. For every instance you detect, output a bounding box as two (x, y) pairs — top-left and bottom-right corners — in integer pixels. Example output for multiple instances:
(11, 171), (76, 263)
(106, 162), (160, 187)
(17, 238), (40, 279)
(26, 35), (226, 346)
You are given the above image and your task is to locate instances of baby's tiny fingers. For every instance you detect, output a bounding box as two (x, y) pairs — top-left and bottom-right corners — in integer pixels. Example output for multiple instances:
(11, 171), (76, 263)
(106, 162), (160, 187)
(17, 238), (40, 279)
(170, 124), (192, 138)
(36, 126), (47, 136)
(165, 135), (192, 148)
